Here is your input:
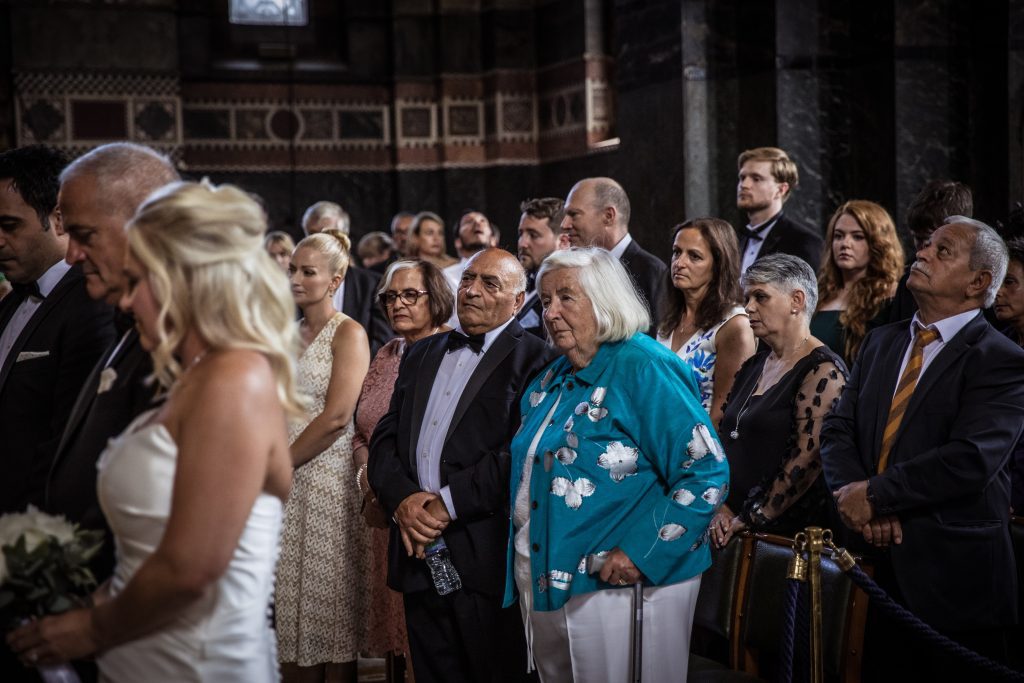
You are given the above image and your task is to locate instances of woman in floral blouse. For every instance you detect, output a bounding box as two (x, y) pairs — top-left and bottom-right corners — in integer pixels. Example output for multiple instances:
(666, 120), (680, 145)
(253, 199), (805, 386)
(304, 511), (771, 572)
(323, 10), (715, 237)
(657, 218), (756, 426)
(504, 247), (729, 682)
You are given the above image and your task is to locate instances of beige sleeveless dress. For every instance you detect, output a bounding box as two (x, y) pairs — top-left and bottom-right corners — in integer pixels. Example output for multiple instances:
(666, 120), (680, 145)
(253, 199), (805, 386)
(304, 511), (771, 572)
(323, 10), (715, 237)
(275, 313), (371, 665)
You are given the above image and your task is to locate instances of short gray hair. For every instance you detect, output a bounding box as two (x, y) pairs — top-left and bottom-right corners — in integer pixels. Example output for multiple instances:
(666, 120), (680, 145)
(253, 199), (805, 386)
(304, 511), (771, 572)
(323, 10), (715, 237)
(302, 200), (349, 235)
(537, 247), (649, 343)
(588, 177), (631, 228)
(946, 215), (1008, 307)
(742, 253), (819, 320)
(60, 142), (179, 217)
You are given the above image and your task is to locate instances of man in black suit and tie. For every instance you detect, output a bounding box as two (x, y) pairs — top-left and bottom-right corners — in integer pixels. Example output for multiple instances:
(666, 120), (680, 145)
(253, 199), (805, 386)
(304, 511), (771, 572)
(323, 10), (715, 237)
(516, 197), (563, 339)
(45, 142), (180, 581)
(561, 177), (666, 332)
(0, 145), (114, 516)
(369, 248), (555, 683)
(821, 217), (1024, 680)
(302, 200), (392, 354)
(735, 146), (823, 276)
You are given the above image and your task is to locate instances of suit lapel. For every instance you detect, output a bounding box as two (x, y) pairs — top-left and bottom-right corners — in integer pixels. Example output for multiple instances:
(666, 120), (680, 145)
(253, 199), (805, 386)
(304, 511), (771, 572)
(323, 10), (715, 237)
(409, 334), (447, 476)
(864, 325), (910, 466)
(444, 322), (522, 443)
(0, 269), (79, 390)
(893, 314), (982, 444)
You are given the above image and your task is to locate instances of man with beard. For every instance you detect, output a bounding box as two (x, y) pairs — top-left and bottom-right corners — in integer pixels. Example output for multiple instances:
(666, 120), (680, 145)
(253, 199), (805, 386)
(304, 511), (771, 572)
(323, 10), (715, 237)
(515, 197), (563, 338)
(734, 146), (823, 276)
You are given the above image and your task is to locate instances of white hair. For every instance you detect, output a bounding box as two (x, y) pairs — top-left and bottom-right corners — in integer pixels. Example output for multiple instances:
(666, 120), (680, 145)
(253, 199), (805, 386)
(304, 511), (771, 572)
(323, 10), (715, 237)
(537, 247), (649, 343)
(742, 253), (819, 321)
(302, 200), (350, 235)
(946, 215), (1008, 307)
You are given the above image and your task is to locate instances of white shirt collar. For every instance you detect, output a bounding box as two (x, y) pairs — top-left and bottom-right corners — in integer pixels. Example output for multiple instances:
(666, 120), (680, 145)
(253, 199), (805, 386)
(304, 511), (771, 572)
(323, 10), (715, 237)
(37, 259), (71, 296)
(453, 316), (515, 353)
(909, 308), (980, 343)
(608, 232), (633, 259)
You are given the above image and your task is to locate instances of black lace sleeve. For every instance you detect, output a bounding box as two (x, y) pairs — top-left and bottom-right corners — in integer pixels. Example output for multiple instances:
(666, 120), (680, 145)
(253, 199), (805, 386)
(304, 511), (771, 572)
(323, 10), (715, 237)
(739, 354), (848, 527)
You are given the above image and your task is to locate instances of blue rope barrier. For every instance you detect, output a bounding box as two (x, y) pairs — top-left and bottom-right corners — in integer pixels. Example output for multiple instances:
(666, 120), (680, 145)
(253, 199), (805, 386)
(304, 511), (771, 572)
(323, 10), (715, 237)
(845, 564), (1024, 682)
(777, 578), (801, 683)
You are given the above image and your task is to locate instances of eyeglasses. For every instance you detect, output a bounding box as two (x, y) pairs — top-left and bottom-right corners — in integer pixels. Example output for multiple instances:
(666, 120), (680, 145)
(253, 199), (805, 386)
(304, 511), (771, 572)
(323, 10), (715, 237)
(379, 289), (430, 307)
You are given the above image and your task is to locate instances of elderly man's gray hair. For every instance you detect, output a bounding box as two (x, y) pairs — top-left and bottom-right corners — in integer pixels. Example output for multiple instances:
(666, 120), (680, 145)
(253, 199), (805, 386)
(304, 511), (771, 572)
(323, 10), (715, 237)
(302, 200), (350, 235)
(742, 253), (819, 319)
(945, 215), (1008, 307)
(537, 247), (649, 343)
(60, 142), (179, 217)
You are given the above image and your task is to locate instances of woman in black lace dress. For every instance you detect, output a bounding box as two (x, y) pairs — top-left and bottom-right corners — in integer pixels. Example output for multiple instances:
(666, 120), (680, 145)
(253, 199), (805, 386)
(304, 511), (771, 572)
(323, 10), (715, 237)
(713, 254), (848, 545)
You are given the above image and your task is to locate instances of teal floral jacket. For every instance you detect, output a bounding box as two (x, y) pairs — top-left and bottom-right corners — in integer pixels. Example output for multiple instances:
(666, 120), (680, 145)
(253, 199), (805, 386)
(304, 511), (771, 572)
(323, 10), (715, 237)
(503, 333), (730, 612)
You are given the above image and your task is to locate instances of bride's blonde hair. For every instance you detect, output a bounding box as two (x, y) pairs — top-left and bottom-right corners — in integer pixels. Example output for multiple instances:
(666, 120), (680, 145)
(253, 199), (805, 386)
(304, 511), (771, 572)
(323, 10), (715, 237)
(126, 179), (305, 418)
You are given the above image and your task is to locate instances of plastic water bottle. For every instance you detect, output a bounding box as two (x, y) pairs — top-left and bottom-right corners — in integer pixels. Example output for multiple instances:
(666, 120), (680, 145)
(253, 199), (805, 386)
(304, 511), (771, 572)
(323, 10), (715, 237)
(425, 536), (462, 595)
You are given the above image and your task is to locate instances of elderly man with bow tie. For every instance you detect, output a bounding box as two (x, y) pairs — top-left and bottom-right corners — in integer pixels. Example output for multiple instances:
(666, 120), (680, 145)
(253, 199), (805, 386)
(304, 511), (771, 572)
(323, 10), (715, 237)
(369, 247), (556, 683)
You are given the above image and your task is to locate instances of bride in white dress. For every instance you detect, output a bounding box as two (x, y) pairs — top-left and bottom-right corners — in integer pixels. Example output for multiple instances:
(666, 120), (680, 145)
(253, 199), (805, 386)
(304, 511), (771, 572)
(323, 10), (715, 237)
(8, 180), (303, 682)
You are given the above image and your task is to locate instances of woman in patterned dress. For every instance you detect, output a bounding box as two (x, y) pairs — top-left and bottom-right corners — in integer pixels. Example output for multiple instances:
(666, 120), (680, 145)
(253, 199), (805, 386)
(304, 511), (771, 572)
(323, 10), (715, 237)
(276, 229), (371, 683)
(352, 259), (454, 682)
(657, 218), (756, 426)
(505, 247), (729, 682)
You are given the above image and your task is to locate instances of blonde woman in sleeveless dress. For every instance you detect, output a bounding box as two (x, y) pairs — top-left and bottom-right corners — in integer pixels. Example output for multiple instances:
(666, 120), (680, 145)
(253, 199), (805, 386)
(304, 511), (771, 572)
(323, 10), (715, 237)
(277, 229), (372, 683)
(7, 180), (302, 682)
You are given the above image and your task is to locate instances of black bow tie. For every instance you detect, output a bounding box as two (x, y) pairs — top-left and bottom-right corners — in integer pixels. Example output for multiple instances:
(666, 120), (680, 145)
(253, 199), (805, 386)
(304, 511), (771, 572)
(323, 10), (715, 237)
(11, 280), (43, 300)
(446, 330), (485, 354)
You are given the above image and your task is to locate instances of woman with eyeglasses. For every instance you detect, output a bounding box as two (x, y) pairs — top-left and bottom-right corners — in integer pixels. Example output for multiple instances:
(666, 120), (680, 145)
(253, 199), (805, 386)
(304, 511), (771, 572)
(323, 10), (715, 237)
(352, 259), (454, 682)
(276, 229), (372, 683)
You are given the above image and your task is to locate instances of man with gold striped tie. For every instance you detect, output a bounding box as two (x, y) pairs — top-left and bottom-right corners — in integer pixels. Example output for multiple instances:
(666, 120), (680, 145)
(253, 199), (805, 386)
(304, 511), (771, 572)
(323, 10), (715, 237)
(820, 216), (1024, 681)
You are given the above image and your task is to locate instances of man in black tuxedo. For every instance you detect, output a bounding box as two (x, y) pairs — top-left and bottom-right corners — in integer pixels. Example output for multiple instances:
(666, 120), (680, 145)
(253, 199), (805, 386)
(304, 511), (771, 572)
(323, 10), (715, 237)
(0, 145), (114, 516)
(45, 142), (180, 580)
(369, 248), (555, 683)
(735, 146), (823, 276)
(516, 197), (563, 339)
(302, 200), (392, 354)
(561, 177), (666, 332)
(821, 218), (1024, 680)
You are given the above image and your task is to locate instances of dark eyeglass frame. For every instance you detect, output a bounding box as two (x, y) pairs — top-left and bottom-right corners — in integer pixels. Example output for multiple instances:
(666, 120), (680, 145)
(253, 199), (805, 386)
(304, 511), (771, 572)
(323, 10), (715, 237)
(379, 289), (430, 307)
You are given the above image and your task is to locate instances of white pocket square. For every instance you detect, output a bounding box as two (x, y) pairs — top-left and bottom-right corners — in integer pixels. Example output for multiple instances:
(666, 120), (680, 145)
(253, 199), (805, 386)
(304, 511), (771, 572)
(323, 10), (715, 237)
(16, 351), (49, 362)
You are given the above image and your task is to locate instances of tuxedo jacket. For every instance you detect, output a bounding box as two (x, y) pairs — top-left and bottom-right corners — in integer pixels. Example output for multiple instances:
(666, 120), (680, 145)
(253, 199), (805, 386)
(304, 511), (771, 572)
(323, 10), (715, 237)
(368, 321), (556, 597)
(820, 313), (1024, 631)
(343, 265), (392, 356)
(746, 212), (825, 272)
(0, 266), (115, 514)
(45, 328), (156, 579)
(620, 239), (667, 335)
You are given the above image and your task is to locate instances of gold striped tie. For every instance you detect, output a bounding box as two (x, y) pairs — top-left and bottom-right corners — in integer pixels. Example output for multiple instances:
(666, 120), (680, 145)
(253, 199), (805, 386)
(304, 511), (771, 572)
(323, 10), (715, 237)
(877, 326), (940, 473)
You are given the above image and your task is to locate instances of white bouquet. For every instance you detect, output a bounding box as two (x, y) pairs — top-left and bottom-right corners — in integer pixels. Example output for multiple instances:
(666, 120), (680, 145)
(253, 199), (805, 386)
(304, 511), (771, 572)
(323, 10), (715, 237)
(0, 506), (104, 683)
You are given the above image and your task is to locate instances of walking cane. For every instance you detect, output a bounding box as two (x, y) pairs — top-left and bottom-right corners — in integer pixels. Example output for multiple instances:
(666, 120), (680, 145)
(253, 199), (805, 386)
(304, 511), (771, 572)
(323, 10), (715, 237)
(629, 581), (643, 683)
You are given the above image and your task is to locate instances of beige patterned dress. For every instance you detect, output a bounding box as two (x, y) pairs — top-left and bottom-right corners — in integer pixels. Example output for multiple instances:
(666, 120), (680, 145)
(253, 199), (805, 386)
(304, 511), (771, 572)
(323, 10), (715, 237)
(276, 313), (371, 665)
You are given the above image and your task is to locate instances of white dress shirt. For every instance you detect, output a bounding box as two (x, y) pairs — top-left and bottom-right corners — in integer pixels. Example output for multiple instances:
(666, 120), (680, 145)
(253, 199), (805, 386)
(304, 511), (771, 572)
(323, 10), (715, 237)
(893, 309), (980, 398)
(740, 214), (782, 275)
(417, 317), (515, 519)
(0, 259), (71, 371)
(608, 232), (633, 259)
(330, 279), (346, 313)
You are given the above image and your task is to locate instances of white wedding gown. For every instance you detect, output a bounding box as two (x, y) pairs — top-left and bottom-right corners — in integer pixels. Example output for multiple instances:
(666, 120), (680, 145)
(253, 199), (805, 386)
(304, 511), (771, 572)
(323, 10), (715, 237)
(95, 409), (283, 682)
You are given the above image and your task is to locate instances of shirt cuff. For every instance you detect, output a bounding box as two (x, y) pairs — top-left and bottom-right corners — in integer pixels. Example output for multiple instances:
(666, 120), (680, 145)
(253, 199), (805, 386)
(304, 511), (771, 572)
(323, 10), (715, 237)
(439, 485), (458, 521)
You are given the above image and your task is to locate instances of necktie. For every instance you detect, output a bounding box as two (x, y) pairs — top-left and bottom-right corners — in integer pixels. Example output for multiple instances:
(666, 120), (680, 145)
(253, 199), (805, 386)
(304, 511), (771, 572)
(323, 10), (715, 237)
(877, 325), (941, 472)
(446, 330), (485, 354)
(10, 280), (43, 300)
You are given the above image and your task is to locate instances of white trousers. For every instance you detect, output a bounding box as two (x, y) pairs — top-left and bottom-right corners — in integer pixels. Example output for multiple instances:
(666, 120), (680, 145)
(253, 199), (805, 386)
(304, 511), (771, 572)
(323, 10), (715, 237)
(524, 575), (702, 683)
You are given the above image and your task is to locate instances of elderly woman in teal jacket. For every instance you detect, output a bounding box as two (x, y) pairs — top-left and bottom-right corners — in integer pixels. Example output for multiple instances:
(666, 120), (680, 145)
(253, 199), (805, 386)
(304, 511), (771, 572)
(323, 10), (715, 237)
(504, 247), (729, 682)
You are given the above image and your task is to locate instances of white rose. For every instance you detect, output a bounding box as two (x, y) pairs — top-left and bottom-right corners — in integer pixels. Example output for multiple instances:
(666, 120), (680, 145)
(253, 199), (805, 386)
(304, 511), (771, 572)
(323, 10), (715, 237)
(0, 506), (76, 552)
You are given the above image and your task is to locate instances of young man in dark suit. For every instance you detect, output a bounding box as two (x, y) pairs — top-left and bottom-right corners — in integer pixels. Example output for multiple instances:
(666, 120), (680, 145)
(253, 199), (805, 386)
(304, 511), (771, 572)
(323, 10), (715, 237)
(0, 145), (114, 517)
(516, 197), (563, 339)
(821, 218), (1024, 681)
(369, 248), (555, 683)
(561, 177), (666, 333)
(46, 142), (180, 580)
(735, 146), (823, 275)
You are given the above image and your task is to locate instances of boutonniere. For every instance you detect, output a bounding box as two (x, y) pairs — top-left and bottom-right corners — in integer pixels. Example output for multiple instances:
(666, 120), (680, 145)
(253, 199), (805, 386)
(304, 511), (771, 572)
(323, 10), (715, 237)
(97, 367), (118, 394)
